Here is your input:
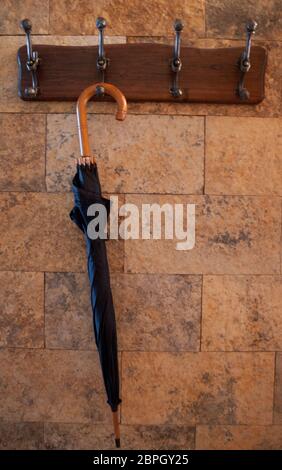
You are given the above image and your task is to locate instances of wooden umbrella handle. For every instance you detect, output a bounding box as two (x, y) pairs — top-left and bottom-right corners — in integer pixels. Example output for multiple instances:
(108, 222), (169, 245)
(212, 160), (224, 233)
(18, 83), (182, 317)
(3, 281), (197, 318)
(76, 82), (127, 158)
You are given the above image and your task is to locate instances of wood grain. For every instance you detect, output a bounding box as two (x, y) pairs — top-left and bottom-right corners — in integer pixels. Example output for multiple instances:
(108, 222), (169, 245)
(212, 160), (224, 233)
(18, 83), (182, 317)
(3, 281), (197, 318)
(17, 43), (267, 104)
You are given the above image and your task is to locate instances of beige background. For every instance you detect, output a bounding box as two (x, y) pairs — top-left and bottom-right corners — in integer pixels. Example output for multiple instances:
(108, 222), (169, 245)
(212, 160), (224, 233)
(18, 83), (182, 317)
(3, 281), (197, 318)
(0, 0), (282, 450)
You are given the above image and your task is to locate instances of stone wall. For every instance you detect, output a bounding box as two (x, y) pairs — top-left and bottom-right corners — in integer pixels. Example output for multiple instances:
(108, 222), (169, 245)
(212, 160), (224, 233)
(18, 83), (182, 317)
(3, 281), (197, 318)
(0, 0), (281, 450)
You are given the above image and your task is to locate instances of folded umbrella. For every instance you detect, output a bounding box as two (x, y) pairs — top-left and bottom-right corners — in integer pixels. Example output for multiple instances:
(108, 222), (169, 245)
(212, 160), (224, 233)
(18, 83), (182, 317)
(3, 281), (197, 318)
(70, 82), (127, 447)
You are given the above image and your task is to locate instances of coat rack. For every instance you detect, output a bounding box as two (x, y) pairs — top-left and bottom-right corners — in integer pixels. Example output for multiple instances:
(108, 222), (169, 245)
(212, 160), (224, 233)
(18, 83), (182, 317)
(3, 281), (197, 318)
(17, 17), (267, 104)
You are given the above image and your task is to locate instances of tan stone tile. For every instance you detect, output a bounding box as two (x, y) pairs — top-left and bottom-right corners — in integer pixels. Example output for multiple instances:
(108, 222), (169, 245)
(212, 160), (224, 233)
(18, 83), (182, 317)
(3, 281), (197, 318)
(206, 117), (282, 196)
(45, 273), (201, 352)
(0, 36), (125, 113)
(122, 352), (274, 425)
(49, 0), (205, 37)
(44, 422), (195, 450)
(0, 192), (123, 272)
(202, 275), (282, 351)
(0, 421), (44, 450)
(206, 0), (282, 40)
(0, 271), (44, 348)
(114, 274), (201, 352)
(0, 192), (84, 272)
(0, 349), (112, 423)
(196, 425), (282, 450)
(107, 240), (124, 274)
(0, 114), (46, 191)
(124, 195), (281, 275)
(44, 422), (114, 450)
(0, 1), (49, 34)
(274, 353), (282, 424)
(45, 272), (94, 350)
(46, 114), (204, 194)
(121, 424), (195, 450)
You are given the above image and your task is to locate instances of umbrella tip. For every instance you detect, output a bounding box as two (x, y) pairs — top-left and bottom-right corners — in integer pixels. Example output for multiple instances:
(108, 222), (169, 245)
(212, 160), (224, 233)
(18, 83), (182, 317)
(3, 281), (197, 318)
(112, 409), (121, 448)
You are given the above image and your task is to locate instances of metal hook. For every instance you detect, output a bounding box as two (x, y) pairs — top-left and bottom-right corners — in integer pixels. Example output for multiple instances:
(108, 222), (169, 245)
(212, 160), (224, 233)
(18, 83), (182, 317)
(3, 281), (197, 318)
(237, 19), (257, 101)
(96, 17), (109, 97)
(170, 19), (184, 98)
(20, 18), (40, 97)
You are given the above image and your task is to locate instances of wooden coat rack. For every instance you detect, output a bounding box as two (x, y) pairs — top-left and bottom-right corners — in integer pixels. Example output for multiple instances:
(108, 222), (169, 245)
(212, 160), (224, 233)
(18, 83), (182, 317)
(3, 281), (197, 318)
(17, 18), (267, 105)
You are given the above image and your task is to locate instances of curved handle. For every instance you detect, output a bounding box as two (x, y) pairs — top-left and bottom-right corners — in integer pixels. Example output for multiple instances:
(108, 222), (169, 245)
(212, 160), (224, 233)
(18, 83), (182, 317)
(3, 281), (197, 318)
(76, 82), (127, 158)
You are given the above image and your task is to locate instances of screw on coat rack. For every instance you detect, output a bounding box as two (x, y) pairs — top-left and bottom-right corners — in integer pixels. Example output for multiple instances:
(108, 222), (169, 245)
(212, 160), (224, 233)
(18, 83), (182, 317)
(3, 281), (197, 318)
(170, 19), (184, 98)
(237, 19), (258, 101)
(20, 18), (40, 97)
(96, 17), (109, 97)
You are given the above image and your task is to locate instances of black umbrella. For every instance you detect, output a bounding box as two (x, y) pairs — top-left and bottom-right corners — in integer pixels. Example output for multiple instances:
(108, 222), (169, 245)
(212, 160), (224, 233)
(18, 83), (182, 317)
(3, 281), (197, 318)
(70, 82), (127, 447)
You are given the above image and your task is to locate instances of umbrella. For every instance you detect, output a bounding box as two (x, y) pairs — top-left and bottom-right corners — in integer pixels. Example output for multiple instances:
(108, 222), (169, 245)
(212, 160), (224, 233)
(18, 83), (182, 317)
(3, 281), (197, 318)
(70, 82), (127, 447)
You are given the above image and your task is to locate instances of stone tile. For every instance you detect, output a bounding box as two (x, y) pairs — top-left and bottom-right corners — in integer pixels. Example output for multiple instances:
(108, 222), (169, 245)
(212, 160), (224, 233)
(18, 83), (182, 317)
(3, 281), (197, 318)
(0, 271), (44, 348)
(0, 114), (46, 191)
(0, 421), (44, 450)
(45, 273), (201, 352)
(45, 272), (94, 350)
(0, 192), (84, 272)
(124, 195), (281, 275)
(114, 274), (201, 351)
(206, 117), (282, 196)
(107, 240), (124, 274)
(44, 422), (114, 450)
(0, 36), (125, 113)
(0, 349), (111, 423)
(46, 114), (204, 194)
(121, 424), (195, 450)
(49, 0), (205, 37)
(0, 1), (49, 34)
(196, 425), (282, 450)
(122, 352), (274, 425)
(202, 275), (282, 351)
(206, 0), (282, 40)
(274, 353), (282, 424)
(0, 192), (123, 272)
(44, 422), (195, 450)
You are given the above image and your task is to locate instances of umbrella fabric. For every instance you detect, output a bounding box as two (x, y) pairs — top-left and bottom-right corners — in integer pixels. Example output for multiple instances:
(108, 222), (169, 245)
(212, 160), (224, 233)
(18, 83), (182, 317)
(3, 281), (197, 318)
(70, 162), (121, 412)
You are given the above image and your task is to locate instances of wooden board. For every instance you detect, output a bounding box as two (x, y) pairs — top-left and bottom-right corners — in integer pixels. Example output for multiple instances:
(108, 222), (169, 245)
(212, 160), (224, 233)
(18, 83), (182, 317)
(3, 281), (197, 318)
(17, 43), (267, 104)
